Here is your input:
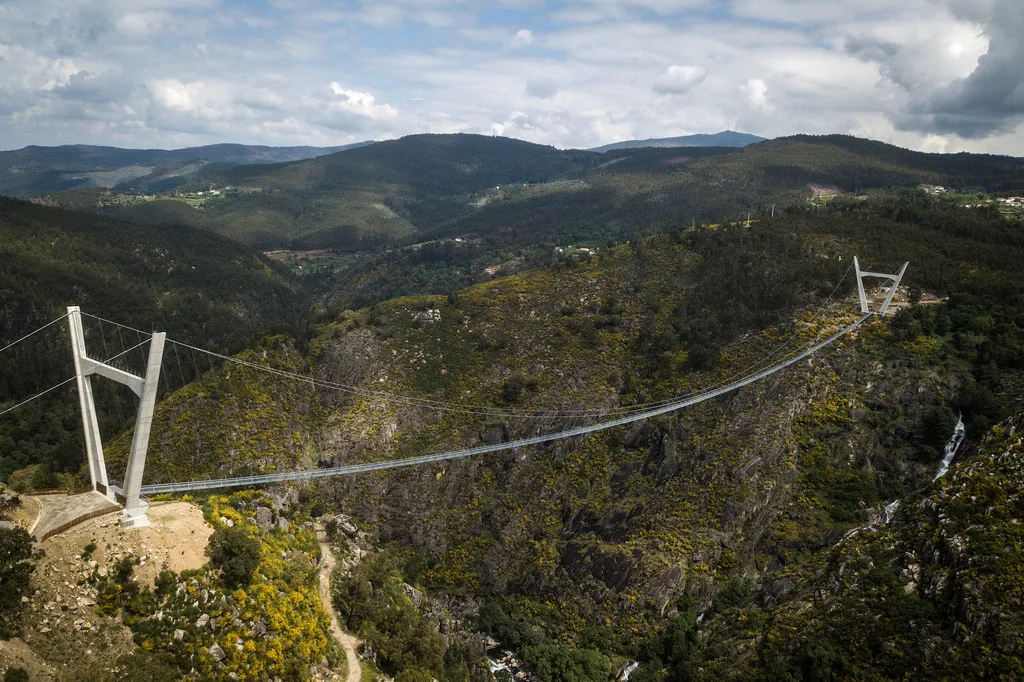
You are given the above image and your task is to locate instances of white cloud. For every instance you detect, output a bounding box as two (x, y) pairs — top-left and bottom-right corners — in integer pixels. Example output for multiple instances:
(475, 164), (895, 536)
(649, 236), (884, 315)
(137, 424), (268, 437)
(525, 79), (559, 99)
(510, 28), (534, 48)
(742, 78), (772, 111)
(149, 78), (205, 112)
(326, 82), (398, 121)
(653, 65), (707, 94)
(115, 12), (174, 40)
(0, 0), (1022, 153)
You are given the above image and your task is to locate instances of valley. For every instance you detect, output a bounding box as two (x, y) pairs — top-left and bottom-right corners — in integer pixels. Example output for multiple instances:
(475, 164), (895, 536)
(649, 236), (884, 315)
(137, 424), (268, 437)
(2, 133), (1024, 682)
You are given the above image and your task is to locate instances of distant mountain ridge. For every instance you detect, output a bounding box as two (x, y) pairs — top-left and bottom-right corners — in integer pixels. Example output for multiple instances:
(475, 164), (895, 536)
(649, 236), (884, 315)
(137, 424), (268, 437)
(589, 130), (766, 152)
(31, 132), (1024, 254)
(0, 141), (375, 196)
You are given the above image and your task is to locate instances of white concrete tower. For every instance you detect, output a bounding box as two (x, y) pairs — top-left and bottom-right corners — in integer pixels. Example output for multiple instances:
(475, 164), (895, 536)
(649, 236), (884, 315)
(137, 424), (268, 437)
(853, 258), (910, 316)
(66, 307), (165, 527)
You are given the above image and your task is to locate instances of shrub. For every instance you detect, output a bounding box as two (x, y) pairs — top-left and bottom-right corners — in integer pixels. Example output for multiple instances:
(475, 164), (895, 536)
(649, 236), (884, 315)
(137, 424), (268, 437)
(478, 600), (538, 650)
(7, 464), (56, 493)
(522, 643), (610, 682)
(206, 525), (262, 589)
(4, 668), (29, 682)
(686, 342), (719, 370)
(114, 651), (181, 682)
(0, 527), (36, 638)
(501, 374), (538, 404)
(798, 639), (848, 682)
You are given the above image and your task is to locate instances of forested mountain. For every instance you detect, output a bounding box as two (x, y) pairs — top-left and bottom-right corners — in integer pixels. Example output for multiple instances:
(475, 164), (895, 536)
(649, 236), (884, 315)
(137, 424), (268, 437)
(4, 134), (1024, 682)
(0, 197), (305, 485)
(105, 194), (1024, 681)
(588, 130), (766, 152)
(0, 141), (372, 196)
(310, 134), (1024, 310)
(45, 132), (1024, 256)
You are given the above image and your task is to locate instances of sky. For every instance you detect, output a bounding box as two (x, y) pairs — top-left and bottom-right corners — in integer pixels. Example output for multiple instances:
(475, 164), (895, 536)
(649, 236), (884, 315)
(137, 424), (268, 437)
(1, 0), (1023, 154)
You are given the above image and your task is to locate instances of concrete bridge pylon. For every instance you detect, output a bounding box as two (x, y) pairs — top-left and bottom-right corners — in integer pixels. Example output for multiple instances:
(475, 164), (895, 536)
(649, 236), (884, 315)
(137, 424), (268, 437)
(854, 257), (909, 316)
(67, 306), (164, 528)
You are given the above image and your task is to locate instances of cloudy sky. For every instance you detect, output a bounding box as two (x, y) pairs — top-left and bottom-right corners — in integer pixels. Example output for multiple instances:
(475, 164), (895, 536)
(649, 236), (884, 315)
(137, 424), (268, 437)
(1, 0), (1023, 153)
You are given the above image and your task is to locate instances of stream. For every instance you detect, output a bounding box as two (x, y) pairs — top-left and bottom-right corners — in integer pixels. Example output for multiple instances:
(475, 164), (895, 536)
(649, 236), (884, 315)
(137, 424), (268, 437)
(882, 415), (967, 527)
(934, 415), (966, 480)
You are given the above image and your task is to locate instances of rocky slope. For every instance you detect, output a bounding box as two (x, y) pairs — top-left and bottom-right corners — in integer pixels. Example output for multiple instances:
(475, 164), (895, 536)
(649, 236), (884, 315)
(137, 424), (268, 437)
(690, 413), (1024, 680)
(82, 196), (1024, 679)
(137, 231), (984, 651)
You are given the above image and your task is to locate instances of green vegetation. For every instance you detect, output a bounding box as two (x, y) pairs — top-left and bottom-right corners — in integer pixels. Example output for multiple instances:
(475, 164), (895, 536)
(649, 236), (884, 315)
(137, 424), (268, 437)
(685, 414), (1024, 680)
(311, 135), (1024, 310)
(479, 601), (612, 682)
(59, 134), (600, 250)
(104, 336), (322, 483)
(207, 525), (263, 589)
(5, 133), (1024, 680)
(0, 196), (305, 487)
(88, 491), (339, 681)
(629, 604), (700, 682)
(3, 668), (29, 682)
(332, 550), (490, 682)
(0, 526), (37, 638)
(0, 142), (365, 197)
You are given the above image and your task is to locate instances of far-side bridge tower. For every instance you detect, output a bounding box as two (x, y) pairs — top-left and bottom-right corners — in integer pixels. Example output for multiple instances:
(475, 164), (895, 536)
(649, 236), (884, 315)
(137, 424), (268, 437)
(854, 257), (909, 316)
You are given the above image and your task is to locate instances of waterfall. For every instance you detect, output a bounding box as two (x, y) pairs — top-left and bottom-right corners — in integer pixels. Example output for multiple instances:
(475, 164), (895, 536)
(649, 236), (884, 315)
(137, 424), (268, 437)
(883, 500), (901, 524)
(934, 415), (966, 480)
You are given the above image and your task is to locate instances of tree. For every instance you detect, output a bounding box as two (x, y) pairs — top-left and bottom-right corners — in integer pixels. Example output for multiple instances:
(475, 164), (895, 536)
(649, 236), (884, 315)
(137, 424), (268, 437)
(522, 643), (610, 682)
(114, 651), (181, 682)
(798, 640), (847, 682)
(396, 669), (435, 682)
(3, 668), (29, 682)
(0, 527), (36, 638)
(206, 525), (262, 589)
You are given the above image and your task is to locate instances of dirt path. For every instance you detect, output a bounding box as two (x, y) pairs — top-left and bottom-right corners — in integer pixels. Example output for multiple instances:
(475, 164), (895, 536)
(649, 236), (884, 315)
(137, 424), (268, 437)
(318, 528), (363, 682)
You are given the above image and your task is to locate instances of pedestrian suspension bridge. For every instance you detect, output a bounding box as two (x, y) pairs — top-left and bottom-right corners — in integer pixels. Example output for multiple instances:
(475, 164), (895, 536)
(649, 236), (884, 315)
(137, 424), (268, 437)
(0, 257), (907, 527)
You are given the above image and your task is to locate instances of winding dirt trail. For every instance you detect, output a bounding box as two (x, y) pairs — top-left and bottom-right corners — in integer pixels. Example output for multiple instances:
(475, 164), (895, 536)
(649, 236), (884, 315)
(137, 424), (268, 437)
(318, 528), (363, 682)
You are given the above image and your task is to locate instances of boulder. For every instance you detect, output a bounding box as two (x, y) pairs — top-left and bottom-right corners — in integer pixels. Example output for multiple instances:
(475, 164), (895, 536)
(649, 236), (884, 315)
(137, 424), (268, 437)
(209, 643), (226, 662)
(250, 619), (268, 637)
(195, 613), (210, 628)
(173, 629), (185, 642)
(624, 421), (652, 449)
(267, 489), (299, 512)
(403, 583), (425, 606)
(255, 506), (273, 529)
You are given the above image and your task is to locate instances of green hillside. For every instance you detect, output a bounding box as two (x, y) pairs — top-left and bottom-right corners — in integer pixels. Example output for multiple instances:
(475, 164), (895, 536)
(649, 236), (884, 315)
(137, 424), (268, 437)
(0, 142), (371, 196)
(0, 197), (306, 485)
(210, 133), (598, 194)
(588, 130), (766, 152)
(127, 194), (1024, 680)
(60, 135), (597, 250)
(38, 133), (1024, 257)
(314, 135), (1024, 310)
(691, 414), (1024, 680)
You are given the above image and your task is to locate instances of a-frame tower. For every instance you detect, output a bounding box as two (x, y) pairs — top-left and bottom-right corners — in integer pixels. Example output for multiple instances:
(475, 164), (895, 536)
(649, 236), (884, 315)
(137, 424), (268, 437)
(67, 307), (164, 527)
